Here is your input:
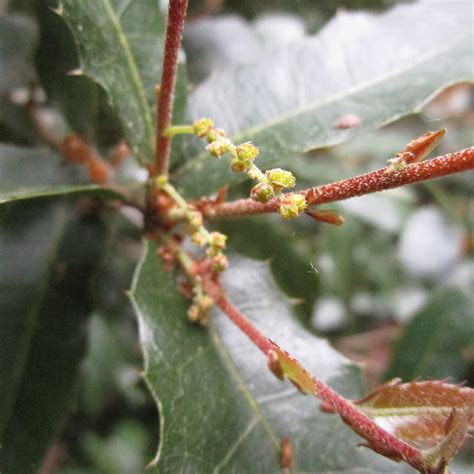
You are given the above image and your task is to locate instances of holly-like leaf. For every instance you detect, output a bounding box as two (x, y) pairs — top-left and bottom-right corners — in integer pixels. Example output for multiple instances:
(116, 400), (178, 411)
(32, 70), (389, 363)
(173, 1), (473, 197)
(353, 379), (474, 469)
(130, 243), (406, 472)
(0, 199), (109, 472)
(60, 0), (186, 165)
(59, 0), (161, 164)
(385, 288), (474, 382)
(0, 144), (123, 204)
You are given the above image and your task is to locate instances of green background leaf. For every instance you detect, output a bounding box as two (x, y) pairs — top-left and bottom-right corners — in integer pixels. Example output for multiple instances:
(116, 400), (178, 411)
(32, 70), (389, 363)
(60, 0), (187, 165)
(130, 241), (406, 472)
(385, 288), (474, 382)
(173, 1), (473, 197)
(0, 199), (109, 473)
(0, 144), (123, 204)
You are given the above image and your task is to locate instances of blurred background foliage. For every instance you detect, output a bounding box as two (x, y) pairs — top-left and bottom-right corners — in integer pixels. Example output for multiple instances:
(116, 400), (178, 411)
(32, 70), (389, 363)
(0, 0), (472, 472)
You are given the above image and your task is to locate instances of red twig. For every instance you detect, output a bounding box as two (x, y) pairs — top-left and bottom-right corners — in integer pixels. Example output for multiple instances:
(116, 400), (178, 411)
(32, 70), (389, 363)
(201, 279), (273, 354)
(203, 147), (474, 219)
(154, 0), (188, 175)
(207, 282), (422, 468)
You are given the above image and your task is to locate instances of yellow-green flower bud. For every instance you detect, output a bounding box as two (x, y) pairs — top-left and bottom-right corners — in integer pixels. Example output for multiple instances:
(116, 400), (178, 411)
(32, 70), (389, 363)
(168, 207), (186, 221)
(193, 118), (214, 138)
(278, 194), (307, 219)
(192, 230), (208, 246)
(250, 183), (274, 203)
(209, 231), (227, 249)
(189, 210), (203, 229)
(206, 138), (231, 157)
(236, 142), (259, 162)
(212, 253), (229, 272)
(207, 128), (226, 143)
(155, 175), (168, 187)
(266, 168), (296, 190)
(187, 304), (200, 322)
(230, 158), (251, 173)
(198, 294), (214, 312)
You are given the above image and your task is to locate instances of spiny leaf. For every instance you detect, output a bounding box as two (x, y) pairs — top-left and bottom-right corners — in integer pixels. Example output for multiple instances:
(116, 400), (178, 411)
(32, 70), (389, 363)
(355, 379), (474, 449)
(0, 144), (123, 205)
(353, 379), (474, 469)
(173, 1), (473, 197)
(130, 244), (405, 472)
(60, 0), (162, 164)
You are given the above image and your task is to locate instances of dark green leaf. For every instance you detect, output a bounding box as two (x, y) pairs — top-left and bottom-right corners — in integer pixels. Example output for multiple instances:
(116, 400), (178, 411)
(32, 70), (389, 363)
(173, 1), (473, 197)
(0, 199), (109, 472)
(130, 241), (406, 472)
(0, 144), (123, 204)
(60, 0), (187, 165)
(385, 288), (474, 382)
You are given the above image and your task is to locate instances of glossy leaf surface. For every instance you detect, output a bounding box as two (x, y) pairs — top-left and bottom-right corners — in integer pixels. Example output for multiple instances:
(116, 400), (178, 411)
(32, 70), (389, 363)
(130, 243), (406, 472)
(354, 379), (474, 467)
(173, 1), (473, 197)
(61, 0), (186, 165)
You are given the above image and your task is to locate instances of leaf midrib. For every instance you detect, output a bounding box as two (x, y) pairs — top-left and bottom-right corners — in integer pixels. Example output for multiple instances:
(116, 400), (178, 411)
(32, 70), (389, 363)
(208, 324), (283, 472)
(173, 33), (470, 179)
(98, 0), (155, 159)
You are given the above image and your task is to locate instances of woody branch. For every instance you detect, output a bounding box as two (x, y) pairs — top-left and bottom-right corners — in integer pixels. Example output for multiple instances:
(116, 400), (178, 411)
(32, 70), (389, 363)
(202, 147), (474, 219)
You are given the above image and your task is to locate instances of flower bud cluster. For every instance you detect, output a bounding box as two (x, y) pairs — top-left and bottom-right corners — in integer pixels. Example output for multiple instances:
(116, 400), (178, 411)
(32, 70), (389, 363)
(192, 118), (307, 219)
(187, 293), (214, 326)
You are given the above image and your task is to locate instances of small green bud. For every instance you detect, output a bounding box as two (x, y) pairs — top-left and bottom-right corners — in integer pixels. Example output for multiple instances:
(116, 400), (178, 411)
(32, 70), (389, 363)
(212, 253), (228, 272)
(250, 183), (274, 203)
(209, 231), (227, 249)
(187, 304), (200, 322)
(236, 142), (259, 162)
(155, 175), (168, 187)
(193, 118), (214, 138)
(207, 128), (226, 143)
(266, 168), (296, 190)
(189, 210), (203, 229)
(168, 207), (186, 221)
(206, 138), (231, 157)
(192, 230), (208, 246)
(198, 294), (214, 312)
(278, 194), (307, 219)
(230, 158), (251, 173)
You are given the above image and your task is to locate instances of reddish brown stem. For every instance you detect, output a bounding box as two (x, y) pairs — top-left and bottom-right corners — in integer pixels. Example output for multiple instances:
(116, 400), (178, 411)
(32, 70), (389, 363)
(208, 284), (422, 468)
(154, 0), (188, 176)
(203, 147), (474, 219)
(203, 282), (273, 354)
